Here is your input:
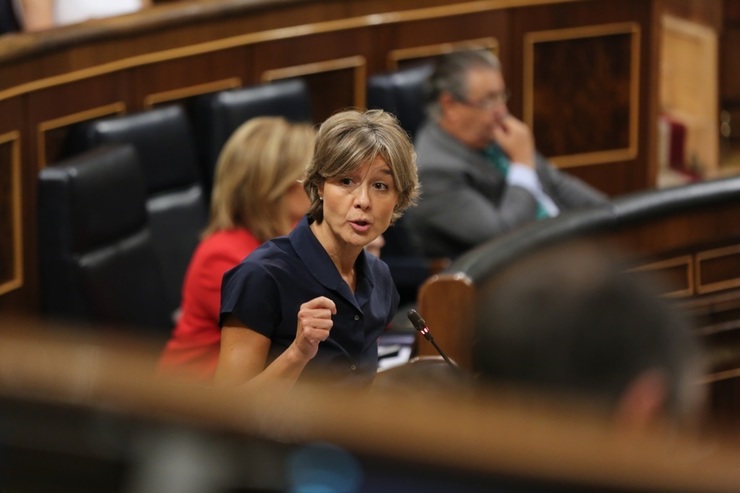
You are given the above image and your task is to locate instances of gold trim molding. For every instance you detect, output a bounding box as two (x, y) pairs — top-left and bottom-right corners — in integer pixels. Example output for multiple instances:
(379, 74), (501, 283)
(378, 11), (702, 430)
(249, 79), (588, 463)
(630, 255), (693, 298)
(387, 37), (499, 71)
(36, 102), (126, 169)
(0, 131), (23, 296)
(696, 244), (740, 295)
(523, 22), (641, 168)
(262, 56), (367, 108)
(143, 78), (242, 108)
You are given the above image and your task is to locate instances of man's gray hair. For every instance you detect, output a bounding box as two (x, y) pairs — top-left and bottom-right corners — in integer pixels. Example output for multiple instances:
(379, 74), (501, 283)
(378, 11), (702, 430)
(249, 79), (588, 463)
(425, 49), (502, 120)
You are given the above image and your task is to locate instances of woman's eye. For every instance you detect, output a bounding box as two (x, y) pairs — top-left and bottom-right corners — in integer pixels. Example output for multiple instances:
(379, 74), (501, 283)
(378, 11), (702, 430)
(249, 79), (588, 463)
(373, 182), (389, 191)
(340, 177), (353, 186)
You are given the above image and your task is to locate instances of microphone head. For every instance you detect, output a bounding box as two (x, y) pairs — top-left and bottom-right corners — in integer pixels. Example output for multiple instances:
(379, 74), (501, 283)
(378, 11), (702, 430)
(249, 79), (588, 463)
(407, 309), (426, 331)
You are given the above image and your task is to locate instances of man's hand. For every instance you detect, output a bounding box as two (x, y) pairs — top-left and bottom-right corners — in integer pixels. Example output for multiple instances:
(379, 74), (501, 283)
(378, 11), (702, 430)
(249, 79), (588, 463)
(492, 115), (536, 168)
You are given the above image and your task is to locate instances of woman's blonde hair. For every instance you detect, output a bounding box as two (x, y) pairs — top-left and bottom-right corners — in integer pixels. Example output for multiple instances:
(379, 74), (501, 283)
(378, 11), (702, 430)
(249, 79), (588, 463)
(204, 116), (315, 241)
(304, 109), (419, 224)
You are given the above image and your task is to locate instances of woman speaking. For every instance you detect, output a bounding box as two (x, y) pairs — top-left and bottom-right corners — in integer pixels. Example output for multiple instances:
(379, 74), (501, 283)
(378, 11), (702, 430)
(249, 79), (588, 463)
(215, 109), (419, 391)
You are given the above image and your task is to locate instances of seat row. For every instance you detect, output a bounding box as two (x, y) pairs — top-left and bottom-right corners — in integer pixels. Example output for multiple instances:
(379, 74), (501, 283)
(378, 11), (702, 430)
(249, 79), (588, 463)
(37, 64), (436, 338)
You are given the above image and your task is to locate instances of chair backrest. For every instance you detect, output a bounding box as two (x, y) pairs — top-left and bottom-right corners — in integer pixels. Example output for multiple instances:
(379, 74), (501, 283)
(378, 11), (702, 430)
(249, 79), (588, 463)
(381, 215), (444, 309)
(366, 64), (440, 307)
(189, 78), (314, 197)
(366, 63), (433, 142)
(37, 145), (173, 338)
(64, 105), (208, 316)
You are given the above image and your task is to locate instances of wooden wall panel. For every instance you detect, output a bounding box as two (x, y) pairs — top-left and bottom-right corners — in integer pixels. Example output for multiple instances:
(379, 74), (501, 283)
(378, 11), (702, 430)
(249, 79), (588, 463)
(28, 74), (131, 169)
(631, 255), (694, 298)
(0, 0), (687, 312)
(526, 25), (637, 165)
(134, 49), (249, 109)
(0, 131), (22, 298)
(252, 29), (376, 118)
(696, 245), (740, 294)
(510, 0), (655, 196)
(661, 15), (719, 177)
(388, 37), (499, 72)
(0, 97), (27, 313)
(262, 56), (366, 122)
(387, 10), (511, 70)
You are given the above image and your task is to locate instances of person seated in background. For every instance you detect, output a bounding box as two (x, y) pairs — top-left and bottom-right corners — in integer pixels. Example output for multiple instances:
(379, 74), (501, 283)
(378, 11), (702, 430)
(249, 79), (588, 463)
(157, 117), (316, 384)
(215, 109), (420, 393)
(17, 0), (151, 31)
(472, 240), (707, 431)
(405, 49), (609, 259)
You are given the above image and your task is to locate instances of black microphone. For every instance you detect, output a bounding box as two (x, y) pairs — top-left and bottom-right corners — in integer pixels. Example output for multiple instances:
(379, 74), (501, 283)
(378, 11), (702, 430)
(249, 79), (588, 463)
(407, 309), (459, 369)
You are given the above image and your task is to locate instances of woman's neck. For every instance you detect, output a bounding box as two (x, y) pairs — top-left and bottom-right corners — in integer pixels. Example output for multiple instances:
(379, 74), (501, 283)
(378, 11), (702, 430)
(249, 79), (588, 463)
(310, 220), (362, 290)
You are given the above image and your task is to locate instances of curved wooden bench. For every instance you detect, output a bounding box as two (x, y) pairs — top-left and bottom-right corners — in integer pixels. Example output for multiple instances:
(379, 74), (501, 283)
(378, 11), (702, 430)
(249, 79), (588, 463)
(417, 174), (740, 426)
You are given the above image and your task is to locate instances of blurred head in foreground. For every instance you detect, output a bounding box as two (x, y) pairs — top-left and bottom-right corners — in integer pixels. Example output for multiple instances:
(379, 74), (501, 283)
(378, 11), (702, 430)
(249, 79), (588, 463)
(472, 240), (706, 429)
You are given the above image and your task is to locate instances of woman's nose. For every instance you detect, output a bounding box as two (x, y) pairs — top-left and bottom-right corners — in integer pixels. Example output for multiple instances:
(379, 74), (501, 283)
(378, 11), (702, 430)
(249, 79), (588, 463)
(353, 185), (371, 209)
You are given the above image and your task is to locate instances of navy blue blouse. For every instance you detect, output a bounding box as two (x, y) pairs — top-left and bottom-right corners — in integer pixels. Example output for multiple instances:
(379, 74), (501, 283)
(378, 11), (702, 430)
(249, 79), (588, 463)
(220, 216), (400, 386)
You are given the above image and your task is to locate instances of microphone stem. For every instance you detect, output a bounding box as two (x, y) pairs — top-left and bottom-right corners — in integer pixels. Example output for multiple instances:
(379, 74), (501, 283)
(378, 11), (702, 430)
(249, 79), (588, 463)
(427, 335), (458, 369)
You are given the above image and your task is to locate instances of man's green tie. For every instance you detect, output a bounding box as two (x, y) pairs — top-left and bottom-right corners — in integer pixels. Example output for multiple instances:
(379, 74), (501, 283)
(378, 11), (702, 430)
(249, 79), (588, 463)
(483, 145), (550, 220)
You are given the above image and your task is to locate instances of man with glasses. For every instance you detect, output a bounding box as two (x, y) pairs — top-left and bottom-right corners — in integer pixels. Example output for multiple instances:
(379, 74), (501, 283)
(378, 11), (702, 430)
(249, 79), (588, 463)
(405, 49), (608, 259)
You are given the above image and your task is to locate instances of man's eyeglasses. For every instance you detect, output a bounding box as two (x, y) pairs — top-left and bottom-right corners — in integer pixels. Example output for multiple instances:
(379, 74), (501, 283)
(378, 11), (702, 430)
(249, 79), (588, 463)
(454, 90), (510, 110)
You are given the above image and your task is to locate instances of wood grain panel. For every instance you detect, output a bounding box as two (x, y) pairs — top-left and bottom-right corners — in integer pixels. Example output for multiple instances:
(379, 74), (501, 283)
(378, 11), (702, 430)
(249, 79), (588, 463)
(696, 245), (740, 295)
(598, 205), (740, 256)
(27, 74), (131, 169)
(524, 23), (639, 168)
(417, 274), (475, 368)
(37, 103), (126, 170)
(388, 37), (499, 71)
(387, 9), (510, 68)
(253, 30), (375, 121)
(261, 56), (367, 121)
(0, 131), (22, 297)
(661, 14), (718, 176)
(144, 78), (242, 109)
(631, 255), (694, 298)
(509, 0), (656, 195)
(135, 49), (249, 109)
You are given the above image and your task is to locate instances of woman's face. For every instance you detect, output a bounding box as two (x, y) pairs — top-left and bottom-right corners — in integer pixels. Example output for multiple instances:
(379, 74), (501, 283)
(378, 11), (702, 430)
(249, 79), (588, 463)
(318, 155), (399, 251)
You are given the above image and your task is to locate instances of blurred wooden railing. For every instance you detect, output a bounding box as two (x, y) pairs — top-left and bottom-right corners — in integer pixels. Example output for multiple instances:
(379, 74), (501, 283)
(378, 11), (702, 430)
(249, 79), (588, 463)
(2, 313), (740, 492)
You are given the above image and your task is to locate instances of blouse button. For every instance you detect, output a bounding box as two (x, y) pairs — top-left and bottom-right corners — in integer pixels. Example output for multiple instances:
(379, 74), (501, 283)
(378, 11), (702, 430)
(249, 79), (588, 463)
(354, 314), (360, 321)
(350, 364), (357, 371)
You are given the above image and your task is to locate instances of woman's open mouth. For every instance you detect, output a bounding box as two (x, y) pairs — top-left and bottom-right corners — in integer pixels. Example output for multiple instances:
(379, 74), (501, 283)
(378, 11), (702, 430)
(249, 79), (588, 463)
(350, 220), (371, 234)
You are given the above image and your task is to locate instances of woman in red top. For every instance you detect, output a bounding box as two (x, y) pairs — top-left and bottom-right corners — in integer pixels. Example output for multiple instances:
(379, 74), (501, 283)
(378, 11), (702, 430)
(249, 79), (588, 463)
(157, 117), (316, 383)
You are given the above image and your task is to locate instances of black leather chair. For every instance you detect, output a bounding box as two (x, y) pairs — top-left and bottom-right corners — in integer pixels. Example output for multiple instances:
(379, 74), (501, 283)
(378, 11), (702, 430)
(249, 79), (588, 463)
(367, 63), (440, 308)
(189, 78), (314, 198)
(366, 63), (433, 142)
(382, 215), (446, 309)
(64, 105), (208, 317)
(38, 145), (173, 339)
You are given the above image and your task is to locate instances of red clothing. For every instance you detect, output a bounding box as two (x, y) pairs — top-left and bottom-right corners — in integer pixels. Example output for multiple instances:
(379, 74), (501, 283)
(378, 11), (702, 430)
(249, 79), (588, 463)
(157, 228), (260, 383)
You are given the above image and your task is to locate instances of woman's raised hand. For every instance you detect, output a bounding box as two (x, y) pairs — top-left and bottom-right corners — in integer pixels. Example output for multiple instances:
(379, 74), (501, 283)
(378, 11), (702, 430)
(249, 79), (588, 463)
(293, 296), (337, 360)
